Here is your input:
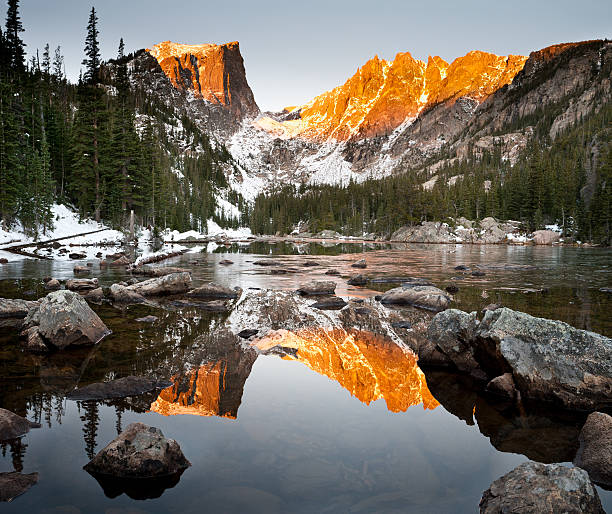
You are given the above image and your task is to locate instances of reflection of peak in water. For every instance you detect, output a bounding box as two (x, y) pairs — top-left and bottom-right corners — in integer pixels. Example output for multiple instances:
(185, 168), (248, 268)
(151, 348), (257, 419)
(253, 329), (439, 413)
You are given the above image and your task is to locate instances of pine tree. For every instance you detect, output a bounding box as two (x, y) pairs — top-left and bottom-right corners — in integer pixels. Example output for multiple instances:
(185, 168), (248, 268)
(4, 0), (25, 72)
(41, 43), (50, 76)
(82, 7), (100, 84)
(52, 45), (63, 80)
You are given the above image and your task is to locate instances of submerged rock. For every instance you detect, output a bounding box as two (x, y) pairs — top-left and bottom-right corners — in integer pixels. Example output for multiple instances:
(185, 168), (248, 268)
(574, 411), (612, 488)
(65, 278), (99, 291)
(380, 285), (452, 312)
(24, 290), (111, 350)
(479, 462), (604, 513)
(347, 274), (367, 286)
(109, 255), (131, 267)
(44, 278), (61, 291)
(83, 422), (191, 478)
(0, 298), (40, 328)
(170, 299), (231, 312)
(351, 259), (367, 269)
(66, 376), (171, 401)
(83, 287), (105, 303)
(187, 283), (241, 299)
(135, 315), (158, 323)
(219, 259), (234, 265)
(0, 408), (41, 440)
(296, 281), (336, 296)
(0, 472), (38, 502)
(73, 265), (90, 274)
(131, 266), (189, 277)
(126, 272), (192, 297)
(109, 284), (145, 304)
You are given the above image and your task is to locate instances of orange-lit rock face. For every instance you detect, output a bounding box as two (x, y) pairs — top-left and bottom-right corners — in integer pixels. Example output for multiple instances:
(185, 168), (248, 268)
(147, 41), (259, 119)
(256, 50), (527, 141)
(253, 329), (439, 413)
(151, 344), (257, 419)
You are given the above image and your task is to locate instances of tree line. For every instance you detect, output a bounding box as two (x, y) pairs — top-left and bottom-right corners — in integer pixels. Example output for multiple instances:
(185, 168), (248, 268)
(0, 0), (240, 238)
(248, 96), (611, 245)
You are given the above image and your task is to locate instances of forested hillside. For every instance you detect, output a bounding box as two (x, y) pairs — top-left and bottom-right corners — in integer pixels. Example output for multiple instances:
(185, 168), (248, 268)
(248, 94), (611, 244)
(0, 1), (242, 239)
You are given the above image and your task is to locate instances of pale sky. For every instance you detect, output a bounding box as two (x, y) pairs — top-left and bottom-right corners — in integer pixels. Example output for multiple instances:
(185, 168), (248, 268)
(3, 0), (611, 111)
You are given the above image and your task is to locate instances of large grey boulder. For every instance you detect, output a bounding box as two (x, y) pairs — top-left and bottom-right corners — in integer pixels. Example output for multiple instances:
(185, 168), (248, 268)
(65, 278), (99, 291)
(574, 411), (612, 487)
(380, 285), (452, 312)
(0, 472), (38, 502)
(187, 283), (241, 300)
(24, 290), (111, 350)
(391, 221), (452, 243)
(426, 307), (612, 410)
(0, 408), (41, 440)
(532, 230), (561, 245)
(84, 422), (191, 478)
(479, 462), (604, 513)
(126, 272), (191, 297)
(0, 298), (40, 328)
(296, 281), (336, 296)
(426, 310), (480, 372)
(478, 308), (612, 410)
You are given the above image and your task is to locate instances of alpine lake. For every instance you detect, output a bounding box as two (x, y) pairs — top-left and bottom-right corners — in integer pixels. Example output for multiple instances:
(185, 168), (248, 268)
(0, 241), (610, 513)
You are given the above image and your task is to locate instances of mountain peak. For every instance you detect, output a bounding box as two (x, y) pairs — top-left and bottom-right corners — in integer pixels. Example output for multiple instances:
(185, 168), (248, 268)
(147, 40), (259, 120)
(256, 49), (527, 141)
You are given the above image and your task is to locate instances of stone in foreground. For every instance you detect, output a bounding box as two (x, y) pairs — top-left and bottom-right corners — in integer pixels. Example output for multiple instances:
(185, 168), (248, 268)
(380, 285), (451, 312)
(478, 308), (612, 410)
(310, 297), (347, 310)
(0, 472), (38, 502)
(347, 274), (367, 286)
(574, 411), (612, 488)
(0, 407), (41, 440)
(24, 290), (111, 349)
(296, 281), (336, 296)
(84, 422), (191, 478)
(66, 376), (172, 401)
(479, 462), (604, 513)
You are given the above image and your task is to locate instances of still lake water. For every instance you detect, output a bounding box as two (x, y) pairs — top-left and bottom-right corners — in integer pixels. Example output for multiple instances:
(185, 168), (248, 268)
(0, 242), (610, 513)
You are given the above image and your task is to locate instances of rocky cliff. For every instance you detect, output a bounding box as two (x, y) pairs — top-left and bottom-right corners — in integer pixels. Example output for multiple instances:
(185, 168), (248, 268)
(148, 41), (259, 121)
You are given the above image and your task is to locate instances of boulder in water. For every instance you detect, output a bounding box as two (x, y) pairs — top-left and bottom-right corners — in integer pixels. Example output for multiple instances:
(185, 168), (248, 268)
(574, 411), (612, 488)
(24, 290), (111, 349)
(83, 422), (191, 478)
(479, 462), (604, 513)
(380, 285), (452, 312)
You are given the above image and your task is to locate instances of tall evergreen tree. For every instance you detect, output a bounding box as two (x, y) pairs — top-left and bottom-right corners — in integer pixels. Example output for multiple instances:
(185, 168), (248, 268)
(4, 0), (25, 72)
(82, 7), (100, 84)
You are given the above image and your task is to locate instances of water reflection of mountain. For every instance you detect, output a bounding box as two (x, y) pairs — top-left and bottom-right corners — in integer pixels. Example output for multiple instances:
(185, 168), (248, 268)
(253, 329), (439, 413)
(151, 343), (257, 418)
